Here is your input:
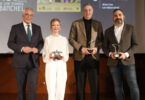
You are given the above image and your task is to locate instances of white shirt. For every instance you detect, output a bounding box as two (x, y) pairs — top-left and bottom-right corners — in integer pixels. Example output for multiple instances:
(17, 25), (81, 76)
(113, 23), (129, 58)
(42, 35), (69, 63)
(114, 23), (124, 43)
(23, 21), (32, 35)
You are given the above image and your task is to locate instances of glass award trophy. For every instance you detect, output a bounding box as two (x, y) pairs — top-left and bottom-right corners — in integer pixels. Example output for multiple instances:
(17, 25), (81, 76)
(87, 40), (95, 53)
(112, 44), (121, 59)
(52, 50), (62, 60)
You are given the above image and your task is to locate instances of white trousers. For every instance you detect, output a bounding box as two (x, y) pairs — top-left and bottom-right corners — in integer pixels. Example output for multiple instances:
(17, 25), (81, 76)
(45, 60), (67, 100)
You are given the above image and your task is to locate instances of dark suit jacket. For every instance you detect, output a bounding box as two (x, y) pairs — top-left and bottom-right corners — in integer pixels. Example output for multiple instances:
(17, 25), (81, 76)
(103, 24), (138, 66)
(69, 18), (103, 61)
(8, 23), (44, 68)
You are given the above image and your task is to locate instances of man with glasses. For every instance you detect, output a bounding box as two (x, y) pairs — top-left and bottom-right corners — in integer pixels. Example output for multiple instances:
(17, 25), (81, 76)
(7, 8), (44, 100)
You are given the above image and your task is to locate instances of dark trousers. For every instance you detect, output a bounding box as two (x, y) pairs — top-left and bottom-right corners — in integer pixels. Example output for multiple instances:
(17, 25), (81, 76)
(14, 55), (39, 100)
(109, 61), (140, 100)
(74, 56), (99, 100)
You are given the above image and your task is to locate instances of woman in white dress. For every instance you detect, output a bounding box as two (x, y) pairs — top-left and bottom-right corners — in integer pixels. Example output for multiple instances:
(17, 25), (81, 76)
(42, 18), (69, 100)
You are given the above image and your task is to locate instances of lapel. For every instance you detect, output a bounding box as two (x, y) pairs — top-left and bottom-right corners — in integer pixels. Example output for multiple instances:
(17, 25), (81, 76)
(20, 23), (35, 42)
(79, 19), (98, 47)
(112, 25), (119, 44)
(20, 23), (29, 41)
(31, 23), (35, 42)
(79, 19), (86, 38)
(119, 24), (126, 44)
(90, 21), (97, 47)
(112, 24), (126, 44)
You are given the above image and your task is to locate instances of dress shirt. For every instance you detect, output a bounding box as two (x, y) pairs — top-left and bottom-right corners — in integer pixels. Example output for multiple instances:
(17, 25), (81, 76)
(114, 23), (124, 43)
(21, 22), (32, 52)
(109, 23), (129, 58)
(23, 21), (32, 35)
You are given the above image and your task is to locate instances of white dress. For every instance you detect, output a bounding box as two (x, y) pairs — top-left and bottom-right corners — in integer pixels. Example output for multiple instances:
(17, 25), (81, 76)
(42, 35), (69, 100)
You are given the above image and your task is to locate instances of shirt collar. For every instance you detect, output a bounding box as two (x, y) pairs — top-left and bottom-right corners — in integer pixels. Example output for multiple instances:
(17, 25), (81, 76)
(114, 22), (124, 29)
(23, 21), (32, 27)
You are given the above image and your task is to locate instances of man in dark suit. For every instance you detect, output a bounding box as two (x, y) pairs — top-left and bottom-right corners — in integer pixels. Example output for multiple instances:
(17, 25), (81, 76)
(7, 8), (44, 100)
(103, 9), (140, 100)
(69, 4), (103, 100)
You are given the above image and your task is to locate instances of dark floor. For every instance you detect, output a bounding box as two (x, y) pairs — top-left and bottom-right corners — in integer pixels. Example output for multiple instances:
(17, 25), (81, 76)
(0, 94), (144, 100)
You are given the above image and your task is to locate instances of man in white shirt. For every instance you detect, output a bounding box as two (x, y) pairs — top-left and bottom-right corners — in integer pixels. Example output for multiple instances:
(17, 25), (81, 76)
(103, 9), (140, 100)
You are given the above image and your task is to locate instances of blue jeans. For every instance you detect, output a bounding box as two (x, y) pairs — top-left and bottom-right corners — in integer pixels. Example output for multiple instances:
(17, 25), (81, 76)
(109, 61), (140, 100)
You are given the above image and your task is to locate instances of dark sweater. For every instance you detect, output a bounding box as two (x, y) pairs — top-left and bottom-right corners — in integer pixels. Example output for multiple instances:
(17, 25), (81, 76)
(83, 17), (92, 47)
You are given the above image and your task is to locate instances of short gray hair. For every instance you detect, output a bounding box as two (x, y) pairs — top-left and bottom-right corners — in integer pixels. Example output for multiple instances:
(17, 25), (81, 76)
(82, 3), (93, 9)
(23, 8), (34, 14)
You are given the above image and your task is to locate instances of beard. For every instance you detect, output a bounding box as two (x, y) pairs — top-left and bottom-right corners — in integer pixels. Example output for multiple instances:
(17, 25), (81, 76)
(114, 18), (123, 25)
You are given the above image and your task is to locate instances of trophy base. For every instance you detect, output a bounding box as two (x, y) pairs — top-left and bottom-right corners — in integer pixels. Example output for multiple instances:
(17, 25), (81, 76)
(114, 53), (121, 59)
(54, 56), (63, 60)
(114, 54), (119, 58)
(88, 50), (93, 53)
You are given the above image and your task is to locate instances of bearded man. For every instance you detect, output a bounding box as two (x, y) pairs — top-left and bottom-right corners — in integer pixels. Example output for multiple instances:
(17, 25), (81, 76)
(103, 9), (140, 100)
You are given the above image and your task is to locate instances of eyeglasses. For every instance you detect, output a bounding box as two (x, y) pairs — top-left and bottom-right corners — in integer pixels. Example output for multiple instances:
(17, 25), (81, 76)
(24, 13), (33, 17)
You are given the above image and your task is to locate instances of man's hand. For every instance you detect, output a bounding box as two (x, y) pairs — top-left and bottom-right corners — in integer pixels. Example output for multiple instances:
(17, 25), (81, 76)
(81, 47), (91, 55)
(119, 52), (127, 60)
(22, 47), (38, 54)
(110, 52), (117, 59)
(90, 48), (97, 55)
(32, 48), (38, 54)
(22, 46), (32, 53)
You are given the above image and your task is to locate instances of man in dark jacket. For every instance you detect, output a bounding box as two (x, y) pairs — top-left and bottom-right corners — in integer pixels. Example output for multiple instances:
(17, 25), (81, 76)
(7, 8), (44, 100)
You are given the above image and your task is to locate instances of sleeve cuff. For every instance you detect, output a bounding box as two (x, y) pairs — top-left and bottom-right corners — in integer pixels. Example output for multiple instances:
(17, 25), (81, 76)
(79, 46), (83, 52)
(109, 52), (112, 57)
(125, 52), (129, 58)
(21, 47), (24, 52)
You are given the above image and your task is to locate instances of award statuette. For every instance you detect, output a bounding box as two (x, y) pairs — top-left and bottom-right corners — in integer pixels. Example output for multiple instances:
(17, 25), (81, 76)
(88, 49), (93, 53)
(87, 40), (95, 53)
(112, 44), (121, 59)
(52, 50), (62, 60)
